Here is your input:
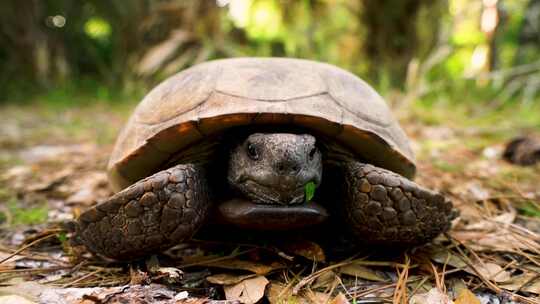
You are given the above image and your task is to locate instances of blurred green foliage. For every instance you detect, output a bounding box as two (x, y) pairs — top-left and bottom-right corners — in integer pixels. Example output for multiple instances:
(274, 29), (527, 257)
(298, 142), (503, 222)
(520, 201), (540, 217)
(1, 0), (539, 104)
(0, 194), (49, 226)
(7, 200), (49, 226)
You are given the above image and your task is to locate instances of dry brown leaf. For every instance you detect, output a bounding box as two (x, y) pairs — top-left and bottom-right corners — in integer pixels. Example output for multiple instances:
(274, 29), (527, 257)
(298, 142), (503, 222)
(429, 249), (468, 269)
(499, 272), (540, 294)
(464, 182), (490, 201)
(206, 273), (257, 285)
(19, 144), (93, 163)
(430, 249), (511, 282)
(39, 284), (184, 304)
(454, 289), (480, 304)
(329, 292), (350, 304)
(338, 264), (387, 282)
(0, 281), (204, 304)
(450, 230), (535, 252)
(473, 262), (511, 283)
(0, 281), (44, 302)
(27, 167), (73, 192)
(204, 259), (284, 275)
(445, 278), (467, 298)
(0, 295), (37, 304)
(475, 232), (538, 252)
(410, 288), (453, 304)
(65, 172), (108, 205)
(266, 282), (330, 304)
(1, 166), (32, 183)
(223, 276), (269, 304)
(464, 211), (515, 231)
(312, 270), (336, 289)
(281, 240), (326, 262)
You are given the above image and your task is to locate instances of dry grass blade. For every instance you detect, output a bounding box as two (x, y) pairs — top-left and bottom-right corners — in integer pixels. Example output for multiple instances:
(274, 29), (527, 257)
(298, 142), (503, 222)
(393, 255), (410, 304)
(352, 282), (397, 298)
(0, 266), (70, 274)
(275, 268), (307, 300)
(61, 269), (102, 288)
(515, 273), (540, 293)
(0, 233), (57, 265)
(451, 237), (502, 291)
(408, 276), (431, 301)
(430, 261), (445, 292)
(292, 260), (358, 295)
(338, 264), (387, 282)
(206, 273), (257, 285)
(449, 236), (540, 304)
(0, 246), (70, 266)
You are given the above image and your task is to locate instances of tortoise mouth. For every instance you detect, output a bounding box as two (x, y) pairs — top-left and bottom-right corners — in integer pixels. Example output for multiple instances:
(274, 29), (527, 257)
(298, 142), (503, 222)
(240, 179), (307, 205)
(216, 198), (329, 230)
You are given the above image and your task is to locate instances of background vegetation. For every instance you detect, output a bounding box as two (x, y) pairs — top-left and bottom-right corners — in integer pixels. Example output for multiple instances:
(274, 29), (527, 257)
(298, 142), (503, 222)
(2, 2), (540, 302)
(1, 0), (539, 107)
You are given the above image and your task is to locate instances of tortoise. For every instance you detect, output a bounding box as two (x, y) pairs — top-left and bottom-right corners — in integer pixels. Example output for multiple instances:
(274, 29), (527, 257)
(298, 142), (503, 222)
(75, 58), (457, 259)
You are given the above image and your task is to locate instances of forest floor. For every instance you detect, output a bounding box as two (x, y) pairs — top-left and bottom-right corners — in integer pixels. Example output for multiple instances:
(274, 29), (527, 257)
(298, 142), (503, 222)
(0, 100), (539, 304)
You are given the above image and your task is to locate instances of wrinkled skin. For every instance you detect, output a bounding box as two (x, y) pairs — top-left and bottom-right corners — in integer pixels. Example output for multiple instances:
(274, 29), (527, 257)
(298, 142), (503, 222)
(227, 133), (322, 205)
(76, 133), (457, 260)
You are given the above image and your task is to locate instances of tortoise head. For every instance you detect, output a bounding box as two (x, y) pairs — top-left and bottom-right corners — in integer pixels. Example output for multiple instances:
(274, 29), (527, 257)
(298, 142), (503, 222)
(228, 133), (322, 205)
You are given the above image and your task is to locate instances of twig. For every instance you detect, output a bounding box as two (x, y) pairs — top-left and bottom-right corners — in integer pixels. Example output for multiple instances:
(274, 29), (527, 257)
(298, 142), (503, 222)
(352, 282), (396, 298)
(276, 267), (306, 301)
(0, 266), (70, 274)
(0, 245), (70, 266)
(62, 268), (102, 288)
(292, 255), (364, 295)
(408, 276), (430, 302)
(451, 236), (501, 292)
(448, 235), (539, 304)
(0, 233), (56, 265)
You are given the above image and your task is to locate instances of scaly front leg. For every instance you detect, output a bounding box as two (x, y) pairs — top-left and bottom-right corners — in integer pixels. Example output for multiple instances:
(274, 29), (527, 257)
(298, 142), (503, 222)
(76, 164), (210, 259)
(343, 162), (457, 245)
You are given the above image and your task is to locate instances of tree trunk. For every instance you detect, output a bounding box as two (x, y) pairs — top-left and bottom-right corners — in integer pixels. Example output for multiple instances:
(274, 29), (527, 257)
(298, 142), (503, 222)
(359, 0), (445, 89)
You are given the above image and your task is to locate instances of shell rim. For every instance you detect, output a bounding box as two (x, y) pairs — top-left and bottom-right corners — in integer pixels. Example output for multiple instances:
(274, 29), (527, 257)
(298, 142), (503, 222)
(108, 112), (416, 191)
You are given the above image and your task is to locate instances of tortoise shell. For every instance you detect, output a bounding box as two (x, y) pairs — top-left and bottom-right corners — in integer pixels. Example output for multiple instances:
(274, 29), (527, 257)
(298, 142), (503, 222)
(109, 58), (415, 190)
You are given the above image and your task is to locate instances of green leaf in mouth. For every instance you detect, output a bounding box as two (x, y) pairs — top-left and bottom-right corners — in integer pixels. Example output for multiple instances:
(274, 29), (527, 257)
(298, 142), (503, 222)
(305, 181), (316, 202)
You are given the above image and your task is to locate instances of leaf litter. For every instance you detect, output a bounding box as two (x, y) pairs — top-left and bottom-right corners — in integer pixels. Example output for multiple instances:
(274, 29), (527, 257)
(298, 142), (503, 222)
(0, 105), (540, 303)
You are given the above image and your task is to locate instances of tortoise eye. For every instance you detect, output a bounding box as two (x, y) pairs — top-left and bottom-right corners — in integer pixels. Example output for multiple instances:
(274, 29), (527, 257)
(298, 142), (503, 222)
(247, 143), (259, 160)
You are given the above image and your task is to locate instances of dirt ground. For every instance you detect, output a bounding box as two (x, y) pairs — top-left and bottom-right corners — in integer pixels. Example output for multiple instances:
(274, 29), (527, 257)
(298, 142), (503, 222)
(0, 102), (539, 304)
